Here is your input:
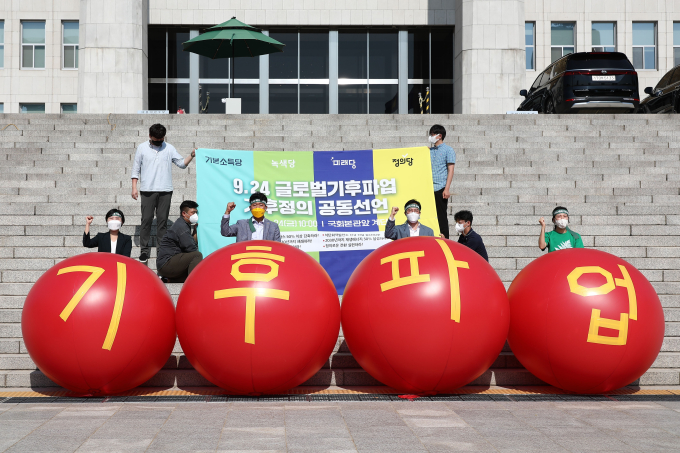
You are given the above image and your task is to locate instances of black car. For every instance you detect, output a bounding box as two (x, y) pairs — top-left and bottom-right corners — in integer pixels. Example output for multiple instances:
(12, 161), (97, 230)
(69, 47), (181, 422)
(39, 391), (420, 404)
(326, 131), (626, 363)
(517, 52), (639, 113)
(638, 64), (680, 113)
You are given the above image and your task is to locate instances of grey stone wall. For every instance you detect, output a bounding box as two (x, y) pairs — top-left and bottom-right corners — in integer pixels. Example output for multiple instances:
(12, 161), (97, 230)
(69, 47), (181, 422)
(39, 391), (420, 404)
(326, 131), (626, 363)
(0, 113), (678, 389)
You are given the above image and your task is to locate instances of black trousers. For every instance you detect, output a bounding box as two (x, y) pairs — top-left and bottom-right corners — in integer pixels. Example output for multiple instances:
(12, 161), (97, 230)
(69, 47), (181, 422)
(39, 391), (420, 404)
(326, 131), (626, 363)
(158, 251), (203, 282)
(434, 188), (450, 239)
(140, 191), (172, 256)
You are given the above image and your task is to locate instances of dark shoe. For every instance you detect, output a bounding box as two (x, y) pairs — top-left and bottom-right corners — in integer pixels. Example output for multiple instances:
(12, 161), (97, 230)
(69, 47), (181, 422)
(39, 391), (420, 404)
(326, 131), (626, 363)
(158, 275), (169, 283)
(139, 252), (148, 263)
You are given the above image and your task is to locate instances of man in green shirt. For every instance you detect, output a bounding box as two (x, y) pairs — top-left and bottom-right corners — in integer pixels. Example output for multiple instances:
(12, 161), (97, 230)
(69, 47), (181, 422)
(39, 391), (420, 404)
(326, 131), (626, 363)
(539, 206), (584, 252)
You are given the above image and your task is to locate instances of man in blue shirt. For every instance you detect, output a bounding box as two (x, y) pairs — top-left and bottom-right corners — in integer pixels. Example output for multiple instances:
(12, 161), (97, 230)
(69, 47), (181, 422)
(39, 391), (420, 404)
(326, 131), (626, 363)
(429, 124), (456, 238)
(454, 210), (488, 262)
(131, 123), (196, 263)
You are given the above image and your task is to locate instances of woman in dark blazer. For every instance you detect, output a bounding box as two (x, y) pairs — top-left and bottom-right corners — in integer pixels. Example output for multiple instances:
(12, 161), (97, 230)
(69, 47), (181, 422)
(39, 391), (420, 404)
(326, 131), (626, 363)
(83, 209), (132, 257)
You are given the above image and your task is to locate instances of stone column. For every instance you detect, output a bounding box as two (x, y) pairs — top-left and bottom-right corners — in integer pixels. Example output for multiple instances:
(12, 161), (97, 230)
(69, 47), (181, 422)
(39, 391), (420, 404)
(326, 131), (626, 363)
(454, 0), (525, 114)
(78, 0), (148, 113)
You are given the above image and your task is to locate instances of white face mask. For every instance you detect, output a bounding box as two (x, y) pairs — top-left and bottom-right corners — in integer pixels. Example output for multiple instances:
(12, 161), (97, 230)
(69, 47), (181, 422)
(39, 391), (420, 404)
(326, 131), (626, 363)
(455, 222), (466, 234)
(555, 218), (568, 229)
(189, 214), (198, 225)
(406, 212), (420, 223)
(428, 134), (440, 144)
(107, 220), (121, 231)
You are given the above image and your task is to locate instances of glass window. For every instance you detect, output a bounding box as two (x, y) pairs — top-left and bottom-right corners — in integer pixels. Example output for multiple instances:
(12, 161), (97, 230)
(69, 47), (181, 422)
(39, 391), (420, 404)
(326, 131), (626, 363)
(369, 84), (398, 114)
(269, 32), (298, 113)
(300, 84), (328, 113)
(148, 28), (166, 79)
(592, 22), (615, 52)
(270, 32), (298, 79)
(551, 22), (575, 63)
(674, 22), (680, 67)
(20, 103), (46, 113)
(369, 32), (398, 79)
(22, 21), (46, 69)
(339, 85), (367, 114)
(148, 83), (166, 110)
(63, 21), (78, 69)
(407, 29), (453, 114)
(300, 32), (328, 79)
(339, 32), (367, 79)
(199, 84), (259, 114)
(270, 84), (298, 114)
(168, 83), (190, 113)
(408, 31), (429, 114)
(0, 21), (4, 69)
(525, 22), (535, 70)
(61, 103), (77, 113)
(168, 30), (190, 78)
(408, 31), (429, 79)
(0, 103), (3, 113)
(431, 31), (454, 114)
(633, 22), (656, 69)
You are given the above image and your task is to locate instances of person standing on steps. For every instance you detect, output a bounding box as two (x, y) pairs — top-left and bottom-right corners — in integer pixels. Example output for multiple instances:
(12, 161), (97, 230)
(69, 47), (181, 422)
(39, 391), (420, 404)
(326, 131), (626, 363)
(539, 206), (584, 252)
(429, 124), (456, 239)
(82, 209), (132, 256)
(131, 123), (196, 263)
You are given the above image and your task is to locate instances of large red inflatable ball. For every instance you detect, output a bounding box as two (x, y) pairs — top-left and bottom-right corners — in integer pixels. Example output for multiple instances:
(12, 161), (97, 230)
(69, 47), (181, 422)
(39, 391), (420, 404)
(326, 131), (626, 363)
(176, 240), (340, 395)
(22, 253), (176, 395)
(507, 248), (665, 394)
(341, 237), (510, 394)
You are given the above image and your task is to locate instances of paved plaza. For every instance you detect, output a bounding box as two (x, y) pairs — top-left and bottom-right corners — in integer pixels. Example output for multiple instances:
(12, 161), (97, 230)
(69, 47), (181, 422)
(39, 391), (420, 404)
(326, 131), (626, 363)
(0, 397), (679, 452)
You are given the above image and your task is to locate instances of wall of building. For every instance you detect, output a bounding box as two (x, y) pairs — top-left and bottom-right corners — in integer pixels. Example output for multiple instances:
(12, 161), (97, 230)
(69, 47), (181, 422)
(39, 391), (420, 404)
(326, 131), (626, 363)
(0, 0), (79, 114)
(525, 0), (680, 96)
(148, 0), (455, 27)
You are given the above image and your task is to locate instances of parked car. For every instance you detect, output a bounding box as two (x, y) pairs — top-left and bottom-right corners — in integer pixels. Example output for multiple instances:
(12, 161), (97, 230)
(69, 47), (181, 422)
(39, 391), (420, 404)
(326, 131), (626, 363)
(637, 64), (680, 113)
(517, 52), (639, 113)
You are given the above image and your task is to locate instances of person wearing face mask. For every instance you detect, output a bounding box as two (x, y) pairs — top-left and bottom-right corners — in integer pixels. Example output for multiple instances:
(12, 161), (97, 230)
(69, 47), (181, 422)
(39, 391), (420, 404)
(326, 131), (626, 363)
(82, 209), (132, 256)
(385, 199), (435, 240)
(454, 210), (488, 262)
(156, 200), (203, 283)
(131, 123), (197, 264)
(221, 192), (281, 242)
(539, 206), (584, 253)
(428, 124), (456, 239)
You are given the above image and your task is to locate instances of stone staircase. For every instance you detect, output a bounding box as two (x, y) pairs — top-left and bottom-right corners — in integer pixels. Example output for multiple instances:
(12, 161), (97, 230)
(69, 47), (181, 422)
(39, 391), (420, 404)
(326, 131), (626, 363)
(0, 113), (678, 389)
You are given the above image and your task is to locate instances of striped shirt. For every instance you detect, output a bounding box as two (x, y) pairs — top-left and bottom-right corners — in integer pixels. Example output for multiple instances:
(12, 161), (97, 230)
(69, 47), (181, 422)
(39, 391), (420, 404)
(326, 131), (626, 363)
(430, 142), (456, 191)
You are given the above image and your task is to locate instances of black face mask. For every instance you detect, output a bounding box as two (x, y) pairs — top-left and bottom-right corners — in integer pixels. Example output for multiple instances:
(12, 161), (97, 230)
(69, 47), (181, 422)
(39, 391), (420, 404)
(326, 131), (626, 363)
(150, 139), (164, 147)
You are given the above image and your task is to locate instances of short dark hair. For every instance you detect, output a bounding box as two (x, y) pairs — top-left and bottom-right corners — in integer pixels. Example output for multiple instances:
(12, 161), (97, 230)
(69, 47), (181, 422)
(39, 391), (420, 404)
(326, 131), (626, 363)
(105, 208), (125, 225)
(250, 191), (268, 204)
(404, 199), (421, 211)
(429, 124), (446, 141)
(149, 123), (167, 139)
(454, 210), (473, 224)
(180, 200), (198, 214)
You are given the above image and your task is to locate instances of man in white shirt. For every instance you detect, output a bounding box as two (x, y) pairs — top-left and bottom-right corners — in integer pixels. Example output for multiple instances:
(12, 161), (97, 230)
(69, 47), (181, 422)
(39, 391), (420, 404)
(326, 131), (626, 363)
(221, 192), (281, 242)
(131, 123), (196, 263)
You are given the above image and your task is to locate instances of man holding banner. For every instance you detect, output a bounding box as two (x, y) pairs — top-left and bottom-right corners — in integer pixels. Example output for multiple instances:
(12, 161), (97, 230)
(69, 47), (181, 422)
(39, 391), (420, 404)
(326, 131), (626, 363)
(221, 192), (281, 242)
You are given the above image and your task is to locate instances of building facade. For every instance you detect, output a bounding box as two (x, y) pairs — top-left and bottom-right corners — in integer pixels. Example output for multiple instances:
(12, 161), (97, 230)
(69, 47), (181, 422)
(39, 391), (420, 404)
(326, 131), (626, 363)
(0, 0), (679, 115)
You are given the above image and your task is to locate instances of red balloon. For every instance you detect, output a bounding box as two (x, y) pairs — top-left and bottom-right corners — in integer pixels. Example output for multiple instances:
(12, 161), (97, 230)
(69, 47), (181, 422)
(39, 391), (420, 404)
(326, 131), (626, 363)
(341, 237), (509, 394)
(22, 253), (176, 395)
(176, 240), (340, 395)
(507, 248), (665, 393)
